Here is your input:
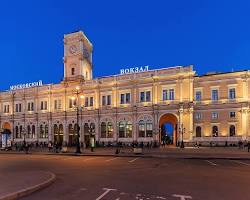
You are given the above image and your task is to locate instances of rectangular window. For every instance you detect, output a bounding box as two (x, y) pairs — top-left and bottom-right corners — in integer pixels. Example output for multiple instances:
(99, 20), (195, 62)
(229, 88), (236, 100)
(120, 94), (125, 104)
(169, 89), (175, 100)
(40, 101), (48, 110)
(146, 91), (151, 102)
(195, 91), (202, 102)
(211, 89), (218, 101)
(195, 113), (202, 120)
(102, 96), (106, 106)
(4, 105), (10, 113)
(15, 104), (19, 112)
(211, 112), (219, 119)
(89, 97), (94, 107)
(107, 95), (111, 105)
(54, 99), (62, 110)
(162, 89), (168, 101)
(85, 97), (89, 107)
(15, 103), (21, 112)
(230, 111), (236, 118)
(140, 92), (145, 102)
(125, 93), (130, 104)
(28, 102), (34, 111)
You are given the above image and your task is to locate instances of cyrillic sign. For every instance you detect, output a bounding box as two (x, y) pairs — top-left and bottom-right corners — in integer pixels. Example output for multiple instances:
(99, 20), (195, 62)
(120, 65), (149, 75)
(10, 80), (43, 91)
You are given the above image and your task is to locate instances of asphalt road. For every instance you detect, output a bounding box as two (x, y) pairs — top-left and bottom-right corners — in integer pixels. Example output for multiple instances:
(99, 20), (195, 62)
(0, 154), (250, 200)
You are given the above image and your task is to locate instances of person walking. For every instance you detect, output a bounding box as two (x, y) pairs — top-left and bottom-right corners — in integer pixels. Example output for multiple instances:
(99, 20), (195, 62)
(247, 141), (250, 152)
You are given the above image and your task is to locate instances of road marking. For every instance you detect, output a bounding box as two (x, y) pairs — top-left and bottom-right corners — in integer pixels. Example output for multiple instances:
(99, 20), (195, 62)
(232, 160), (250, 166)
(96, 188), (117, 200)
(84, 157), (97, 161)
(172, 194), (192, 199)
(105, 157), (119, 162)
(205, 160), (217, 166)
(62, 157), (74, 161)
(128, 158), (139, 163)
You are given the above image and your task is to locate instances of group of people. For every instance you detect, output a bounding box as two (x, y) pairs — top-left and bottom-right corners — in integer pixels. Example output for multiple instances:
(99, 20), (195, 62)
(238, 140), (250, 152)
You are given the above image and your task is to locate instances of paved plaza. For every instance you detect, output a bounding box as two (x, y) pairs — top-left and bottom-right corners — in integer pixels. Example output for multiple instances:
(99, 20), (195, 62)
(0, 148), (250, 200)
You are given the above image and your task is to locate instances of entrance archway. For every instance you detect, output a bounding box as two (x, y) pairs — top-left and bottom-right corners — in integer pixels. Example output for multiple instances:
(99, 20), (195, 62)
(159, 113), (178, 146)
(3, 122), (11, 131)
(1, 122), (12, 148)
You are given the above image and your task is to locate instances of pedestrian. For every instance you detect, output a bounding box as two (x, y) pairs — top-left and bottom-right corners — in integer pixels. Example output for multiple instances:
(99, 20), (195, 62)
(247, 141), (250, 152)
(48, 142), (52, 152)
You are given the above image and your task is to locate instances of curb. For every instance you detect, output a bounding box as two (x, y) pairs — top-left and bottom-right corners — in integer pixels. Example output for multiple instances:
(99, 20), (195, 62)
(0, 172), (56, 200)
(1, 151), (250, 160)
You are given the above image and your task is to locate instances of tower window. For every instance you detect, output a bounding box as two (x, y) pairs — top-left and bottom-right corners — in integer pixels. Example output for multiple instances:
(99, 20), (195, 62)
(71, 68), (75, 75)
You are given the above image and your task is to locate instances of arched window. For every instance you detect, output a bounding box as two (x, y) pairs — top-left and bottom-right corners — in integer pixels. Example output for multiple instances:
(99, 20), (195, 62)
(119, 121), (125, 138)
(20, 126), (23, 138)
(40, 125), (44, 138)
(15, 126), (19, 138)
(74, 124), (79, 134)
(54, 124), (59, 136)
(59, 124), (63, 135)
(126, 121), (133, 138)
(119, 121), (133, 138)
(27, 125), (31, 138)
(196, 126), (202, 137)
(45, 125), (48, 138)
(138, 120), (153, 138)
(90, 123), (95, 134)
(107, 122), (113, 138)
(212, 126), (218, 137)
(229, 125), (236, 136)
(146, 121), (153, 137)
(139, 120), (145, 137)
(68, 124), (74, 135)
(101, 122), (113, 138)
(84, 123), (89, 135)
(32, 125), (36, 139)
(101, 122), (106, 138)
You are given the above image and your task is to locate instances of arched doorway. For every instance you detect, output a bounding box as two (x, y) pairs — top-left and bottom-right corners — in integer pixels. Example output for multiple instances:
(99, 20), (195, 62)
(159, 113), (178, 146)
(1, 122), (12, 148)
(54, 124), (63, 145)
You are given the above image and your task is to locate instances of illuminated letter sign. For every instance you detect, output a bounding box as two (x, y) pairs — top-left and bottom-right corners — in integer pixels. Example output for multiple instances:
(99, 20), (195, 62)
(10, 80), (43, 91)
(120, 65), (149, 75)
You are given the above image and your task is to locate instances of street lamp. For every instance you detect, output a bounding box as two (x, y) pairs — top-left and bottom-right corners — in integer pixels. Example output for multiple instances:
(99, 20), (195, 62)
(179, 123), (185, 148)
(72, 86), (83, 154)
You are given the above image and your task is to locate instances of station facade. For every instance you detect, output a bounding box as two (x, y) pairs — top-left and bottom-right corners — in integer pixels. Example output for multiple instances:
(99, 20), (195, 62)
(0, 31), (250, 147)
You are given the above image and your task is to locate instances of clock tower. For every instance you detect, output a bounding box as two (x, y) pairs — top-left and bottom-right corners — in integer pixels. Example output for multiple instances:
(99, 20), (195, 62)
(63, 31), (93, 81)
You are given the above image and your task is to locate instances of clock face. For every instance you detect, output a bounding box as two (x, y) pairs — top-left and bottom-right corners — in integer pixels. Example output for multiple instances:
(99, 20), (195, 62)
(69, 45), (77, 54)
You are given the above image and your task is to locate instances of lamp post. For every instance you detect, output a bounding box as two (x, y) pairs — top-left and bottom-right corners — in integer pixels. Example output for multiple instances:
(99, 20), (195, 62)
(179, 123), (185, 148)
(73, 86), (84, 154)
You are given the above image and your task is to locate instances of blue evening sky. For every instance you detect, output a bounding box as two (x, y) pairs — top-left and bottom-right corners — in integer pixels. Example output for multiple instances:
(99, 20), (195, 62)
(0, 0), (250, 90)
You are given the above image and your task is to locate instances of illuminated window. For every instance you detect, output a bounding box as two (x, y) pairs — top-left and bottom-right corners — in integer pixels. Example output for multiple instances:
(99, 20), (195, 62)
(138, 120), (153, 137)
(229, 111), (236, 118)
(162, 89), (174, 101)
(229, 125), (236, 136)
(119, 121), (132, 138)
(211, 112), (218, 119)
(196, 126), (202, 137)
(211, 89), (218, 101)
(195, 113), (202, 120)
(100, 122), (113, 138)
(229, 88), (236, 99)
(195, 91), (202, 101)
(212, 126), (218, 137)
